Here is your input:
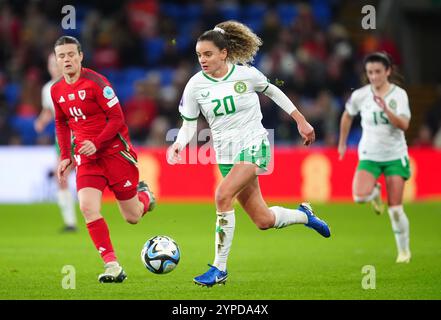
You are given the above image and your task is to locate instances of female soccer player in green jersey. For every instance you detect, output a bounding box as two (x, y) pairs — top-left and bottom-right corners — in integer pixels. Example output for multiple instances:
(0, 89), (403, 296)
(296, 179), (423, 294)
(167, 21), (331, 287)
(338, 52), (411, 263)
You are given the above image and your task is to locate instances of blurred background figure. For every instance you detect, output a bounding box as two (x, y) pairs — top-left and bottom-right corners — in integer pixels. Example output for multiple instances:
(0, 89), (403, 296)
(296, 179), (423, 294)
(34, 53), (77, 232)
(124, 76), (159, 144)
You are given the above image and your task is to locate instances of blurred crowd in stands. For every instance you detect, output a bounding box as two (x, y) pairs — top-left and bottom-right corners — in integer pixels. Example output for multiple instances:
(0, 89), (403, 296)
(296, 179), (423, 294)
(1, 0), (440, 148)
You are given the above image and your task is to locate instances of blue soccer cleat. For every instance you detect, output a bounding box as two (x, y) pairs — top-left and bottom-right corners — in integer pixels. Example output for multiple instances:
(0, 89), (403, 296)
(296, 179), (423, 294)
(299, 202), (331, 238)
(193, 264), (228, 287)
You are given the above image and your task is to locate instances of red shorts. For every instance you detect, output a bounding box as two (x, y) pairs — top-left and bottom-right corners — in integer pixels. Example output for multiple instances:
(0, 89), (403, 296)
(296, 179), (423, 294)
(75, 150), (139, 201)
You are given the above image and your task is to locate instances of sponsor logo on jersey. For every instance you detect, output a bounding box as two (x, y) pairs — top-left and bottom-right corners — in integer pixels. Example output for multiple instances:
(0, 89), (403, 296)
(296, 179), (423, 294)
(58, 96), (65, 103)
(78, 90), (86, 100)
(103, 86), (115, 99)
(201, 91), (210, 98)
(234, 81), (247, 94)
(68, 93), (75, 101)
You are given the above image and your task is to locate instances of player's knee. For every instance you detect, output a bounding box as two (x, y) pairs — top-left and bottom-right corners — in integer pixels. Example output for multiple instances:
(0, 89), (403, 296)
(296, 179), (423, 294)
(79, 202), (100, 219)
(215, 188), (233, 208)
(254, 217), (273, 230)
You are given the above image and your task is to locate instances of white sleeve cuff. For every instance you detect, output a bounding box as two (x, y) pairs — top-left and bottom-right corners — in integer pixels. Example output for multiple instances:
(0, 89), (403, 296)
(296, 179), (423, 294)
(175, 119), (197, 150)
(263, 83), (297, 115)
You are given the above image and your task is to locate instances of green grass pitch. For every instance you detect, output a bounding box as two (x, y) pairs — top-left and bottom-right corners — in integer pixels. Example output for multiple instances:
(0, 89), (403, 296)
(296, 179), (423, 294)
(0, 201), (440, 300)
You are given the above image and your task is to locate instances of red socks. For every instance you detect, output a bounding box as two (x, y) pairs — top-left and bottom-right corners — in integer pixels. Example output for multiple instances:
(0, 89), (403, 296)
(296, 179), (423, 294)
(138, 191), (150, 216)
(86, 195), (149, 264)
(86, 218), (117, 264)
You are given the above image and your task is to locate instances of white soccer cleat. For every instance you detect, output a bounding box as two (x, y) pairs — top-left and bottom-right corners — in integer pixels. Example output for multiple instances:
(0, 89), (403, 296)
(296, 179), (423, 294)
(98, 261), (127, 283)
(396, 251), (411, 263)
(371, 183), (384, 215)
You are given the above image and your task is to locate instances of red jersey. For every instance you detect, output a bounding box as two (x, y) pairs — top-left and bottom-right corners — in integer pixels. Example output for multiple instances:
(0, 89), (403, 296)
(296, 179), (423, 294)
(51, 68), (133, 162)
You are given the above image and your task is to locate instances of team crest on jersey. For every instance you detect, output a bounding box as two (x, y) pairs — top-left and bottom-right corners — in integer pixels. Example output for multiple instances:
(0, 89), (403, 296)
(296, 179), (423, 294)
(388, 99), (397, 110)
(234, 81), (247, 94)
(103, 86), (115, 99)
(78, 90), (86, 100)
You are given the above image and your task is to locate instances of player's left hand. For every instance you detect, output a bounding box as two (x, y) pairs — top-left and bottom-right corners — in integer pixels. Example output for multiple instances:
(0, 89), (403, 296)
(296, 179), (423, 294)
(78, 140), (97, 156)
(373, 96), (387, 111)
(297, 120), (315, 146)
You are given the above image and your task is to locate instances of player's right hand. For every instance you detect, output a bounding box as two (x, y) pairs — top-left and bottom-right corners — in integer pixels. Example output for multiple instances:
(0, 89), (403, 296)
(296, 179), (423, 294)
(297, 120), (315, 146)
(338, 143), (347, 160)
(57, 159), (73, 183)
(166, 143), (182, 165)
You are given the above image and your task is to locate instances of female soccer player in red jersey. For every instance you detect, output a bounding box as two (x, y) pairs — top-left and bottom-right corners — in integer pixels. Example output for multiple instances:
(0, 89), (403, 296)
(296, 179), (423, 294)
(52, 36), (155, 283)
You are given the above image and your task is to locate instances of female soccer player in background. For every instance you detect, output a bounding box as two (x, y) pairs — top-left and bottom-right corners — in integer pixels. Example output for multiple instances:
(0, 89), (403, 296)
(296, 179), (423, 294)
(52, 36), (155, 282)
(338, 52), (411, 263)
(167, 21), (331, 287)
(34, 53), (78, 232)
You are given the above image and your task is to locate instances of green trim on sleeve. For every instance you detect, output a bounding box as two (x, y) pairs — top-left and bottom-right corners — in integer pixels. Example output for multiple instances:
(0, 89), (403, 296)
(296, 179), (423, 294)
(260, 84), (269, 93)
(180, 114), (199, 121)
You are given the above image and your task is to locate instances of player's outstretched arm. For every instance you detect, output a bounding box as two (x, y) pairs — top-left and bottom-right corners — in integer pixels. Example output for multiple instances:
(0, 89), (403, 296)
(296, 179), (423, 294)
(262, 83), (314, 145)
(167, 119), (197, 165)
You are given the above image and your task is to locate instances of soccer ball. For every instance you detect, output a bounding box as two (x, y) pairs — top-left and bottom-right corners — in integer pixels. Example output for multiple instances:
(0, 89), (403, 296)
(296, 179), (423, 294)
(141, 235), (180, 274)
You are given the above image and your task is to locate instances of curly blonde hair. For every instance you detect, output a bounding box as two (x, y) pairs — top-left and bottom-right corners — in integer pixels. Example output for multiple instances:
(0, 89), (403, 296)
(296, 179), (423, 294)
(197, 20), (262, 65)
